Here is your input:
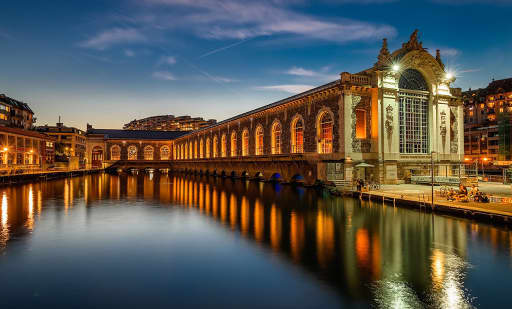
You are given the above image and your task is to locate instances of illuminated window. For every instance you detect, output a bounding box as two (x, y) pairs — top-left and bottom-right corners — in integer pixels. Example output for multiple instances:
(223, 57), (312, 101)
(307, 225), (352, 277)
(128, 145), (137, 160)
(144, 145), (154, 160)
(199, 139), (204, 158)
(242, 129), (249, 156)
(194, 140), (198, 159)
(221, 134), (227, 157)
(500, 108), (504, 113)
(318, 111), (333, 154)
(480, 104), (484, 109)
(469, 111), (474, 117)
(205, 137), (210, 158)
(0, 114), (6, 120)
(255, 125), (264, 155)
(291, 116), (304, 153)
(110, 145), (121, 160)
(213, 136), (218, 158)
(271, 121), (281, 154)
(230, 132), (237, 157)
(355, 109), (367, 139)
(160, 145), (170, 160)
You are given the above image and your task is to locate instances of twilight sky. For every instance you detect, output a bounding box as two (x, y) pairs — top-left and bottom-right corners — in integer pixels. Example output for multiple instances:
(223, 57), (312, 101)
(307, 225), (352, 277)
(1, 0), (511, 130)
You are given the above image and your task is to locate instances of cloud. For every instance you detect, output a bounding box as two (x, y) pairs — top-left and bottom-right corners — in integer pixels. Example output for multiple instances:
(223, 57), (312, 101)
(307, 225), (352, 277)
(158, 56), (177, 65)
(140, 0), (396, 43)
(124, 49), (136, 57)
(285, 66), (339, 81)
(79, 28), (146, 50)
(459, 68), (481, 73)
(255, 84), (314, 94)
(212, 76), (238, 83)
(152, 71), (176, 80)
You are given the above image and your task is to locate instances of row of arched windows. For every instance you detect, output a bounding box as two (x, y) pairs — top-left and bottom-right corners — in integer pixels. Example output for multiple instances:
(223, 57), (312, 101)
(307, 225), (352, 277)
(174, 111), (333, 160)
(110, 145), (170, 161)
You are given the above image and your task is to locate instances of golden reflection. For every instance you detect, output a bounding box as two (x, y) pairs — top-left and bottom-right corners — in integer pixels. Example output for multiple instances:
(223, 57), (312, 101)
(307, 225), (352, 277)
(290, 211), (304, 262)
(316, 211), (334, 267)
(270, 203), (281, 250)
(188, 180), (193, 207)
(37, 189), (42, 217)
(212, 188), (218, 217)
(64, 179), (69, 214)
(431, 249), (445, 289)
(26, 186), (34, 230)
(204, 184), (210, 214)
(355, 228), (370, 268)
(1, 192), (7, 226)
(254, 199), (264, 242)
(198, 183), (204, 211)
(241, 196), (249, 235)
(372, 235), (381, 280)
(220, 191), (227, 223)
(229, 194), (237, 230)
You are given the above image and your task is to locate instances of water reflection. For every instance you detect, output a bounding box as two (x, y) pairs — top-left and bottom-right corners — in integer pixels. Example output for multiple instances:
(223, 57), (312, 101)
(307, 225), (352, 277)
(0, 173), (511, 307)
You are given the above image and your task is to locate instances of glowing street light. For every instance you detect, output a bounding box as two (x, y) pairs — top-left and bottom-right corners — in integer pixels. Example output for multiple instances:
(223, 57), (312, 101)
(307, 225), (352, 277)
(392, 64), (400, 72)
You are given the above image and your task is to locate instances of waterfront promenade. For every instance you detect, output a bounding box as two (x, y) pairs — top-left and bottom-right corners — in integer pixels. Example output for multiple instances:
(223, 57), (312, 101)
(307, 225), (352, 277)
(359, 183), (512, 223)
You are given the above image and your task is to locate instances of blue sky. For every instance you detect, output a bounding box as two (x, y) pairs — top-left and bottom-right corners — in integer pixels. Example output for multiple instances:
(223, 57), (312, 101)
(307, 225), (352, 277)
(1, 0), (511, 129)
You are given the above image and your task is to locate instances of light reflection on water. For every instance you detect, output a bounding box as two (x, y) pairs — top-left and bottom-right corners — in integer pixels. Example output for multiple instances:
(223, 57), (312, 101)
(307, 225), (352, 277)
(0, 172), (511, 308)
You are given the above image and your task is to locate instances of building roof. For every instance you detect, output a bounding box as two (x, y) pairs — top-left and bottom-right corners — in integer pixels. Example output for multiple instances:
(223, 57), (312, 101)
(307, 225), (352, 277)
(0, 126), (54, 140)
(0, 94), (34, 114)
(86, 129), (188, 140)
(37, 124), (85, 134)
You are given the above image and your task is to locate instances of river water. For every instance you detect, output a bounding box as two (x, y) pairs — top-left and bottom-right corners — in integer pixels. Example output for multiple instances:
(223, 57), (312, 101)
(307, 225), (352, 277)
(0, 173), (511, 308)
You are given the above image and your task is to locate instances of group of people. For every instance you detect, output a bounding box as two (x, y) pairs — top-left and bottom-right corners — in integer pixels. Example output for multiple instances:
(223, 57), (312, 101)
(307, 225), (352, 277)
(446, 184), (489, 203)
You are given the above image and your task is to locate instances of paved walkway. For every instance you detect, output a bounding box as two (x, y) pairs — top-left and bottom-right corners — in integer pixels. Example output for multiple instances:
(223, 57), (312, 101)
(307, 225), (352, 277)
(364, 183), (512, 218)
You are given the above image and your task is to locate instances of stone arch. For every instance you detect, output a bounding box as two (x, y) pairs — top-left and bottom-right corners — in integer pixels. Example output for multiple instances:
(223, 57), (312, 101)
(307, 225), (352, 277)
(270, 172), (282, 182)
(127, 145), (138, 160)
(160, 145), (170, 160)
(255, 124), (264, 155)
(290, 114), (305, 153)
(110, 145), (121, 161)
(144, 145), (154, 160)
(316, 107), (334, 154)
(271, 119), (282, 154)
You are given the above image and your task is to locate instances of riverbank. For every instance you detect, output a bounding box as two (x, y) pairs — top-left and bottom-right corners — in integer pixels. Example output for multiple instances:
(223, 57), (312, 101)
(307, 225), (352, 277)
(352, 183), (512, 225)
(0, 168), (104, 186)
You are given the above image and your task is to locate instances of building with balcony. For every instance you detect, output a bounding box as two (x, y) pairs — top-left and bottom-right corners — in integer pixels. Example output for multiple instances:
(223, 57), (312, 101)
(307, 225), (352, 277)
(463, 78), (512, 165)
(123, 115), (216, 131)
(0, 93), (35, 129)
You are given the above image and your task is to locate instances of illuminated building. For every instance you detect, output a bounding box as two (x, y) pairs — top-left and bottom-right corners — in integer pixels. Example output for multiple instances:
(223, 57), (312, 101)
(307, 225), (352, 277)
(37, 121), (87, 161)
(123, 115), (216, 131)
(463, 78), (512, 164)
(0, 93), (35, 129)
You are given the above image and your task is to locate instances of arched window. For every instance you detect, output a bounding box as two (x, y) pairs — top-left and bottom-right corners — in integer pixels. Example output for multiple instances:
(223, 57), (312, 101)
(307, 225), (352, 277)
(221, 134), (227, 157)
(128, 145), (137, 160)
(111, 145), (121, 160)
(189, 142), (193, 159)
(242, 129), (249, 156)
(318, 111), (333, 154)
(185, 143), (188, 159)
(230, 132), (237, 157)
(206, 137), (211, 158)
(160, 145), (170, 160)
(399, 69), (429, 154)
(180, 144), (184, 160)
(271, 121), (281, 154)
(199, 139), (204, 158)
(144, 145), (154, 160)
(255, 125), (264, 155)
(291, 117), (304, 153)
(213, 136), (218, 158)
(194, 140), (198, 159)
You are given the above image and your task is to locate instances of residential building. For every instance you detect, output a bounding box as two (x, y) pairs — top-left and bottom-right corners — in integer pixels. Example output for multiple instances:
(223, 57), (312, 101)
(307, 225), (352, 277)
(123, 115), (216, 131)
(37, 122), (87, 161)
(0, 93), (35, 129)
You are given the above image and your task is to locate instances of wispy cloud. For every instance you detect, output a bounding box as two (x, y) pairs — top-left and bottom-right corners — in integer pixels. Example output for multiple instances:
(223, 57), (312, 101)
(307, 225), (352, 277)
(198, 38), (252, 59)
(255, 84), (314, 94)
(459, 68), (481, 73)
(212, 76), (238, 83)
(158, 56), (177, 65)
(430, 47), (460, 57)
(285, 66), (339, 81)
(79, 28), (146, 50)
(124, 49), (136, 57)
(152, 71), (176, 80)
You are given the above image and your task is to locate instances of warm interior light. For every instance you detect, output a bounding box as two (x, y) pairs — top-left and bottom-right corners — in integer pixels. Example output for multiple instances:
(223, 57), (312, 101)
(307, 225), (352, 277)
(464, 158), (470, 161)
(483, 157), (489, 161)
(2, 147), (7, 151)
(392, 64), (400, 72)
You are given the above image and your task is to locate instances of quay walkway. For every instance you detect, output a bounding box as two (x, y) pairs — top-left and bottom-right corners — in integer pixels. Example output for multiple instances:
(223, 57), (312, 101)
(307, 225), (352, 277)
(0, 168), (104, 185)
(354, 183), (512, 225)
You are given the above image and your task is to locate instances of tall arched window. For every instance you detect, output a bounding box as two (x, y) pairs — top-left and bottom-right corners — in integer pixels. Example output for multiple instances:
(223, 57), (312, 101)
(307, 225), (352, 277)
(318, 111), (333, 154)
(160, 145), (170, 160)
(221, 134), (227, 157)
(206, 137), (211, 158)
(199, 139), (204, 158)
(111, 145), (121, 160)
(255, 125), (264, 155)
(399, 69), (429, 154)
(230, 132), (237, 157)
(194, 140), (198, 159)
(213, 136), (218, 158)
(144, 145), (154, 160)
(189, 142), (193, 159)
(185, 143), (188, 159)
(180, 144), (184, 160)
(291, 117), (304, 153)
(128, 145), (138, 160)
(271, 121), (281, 154)
(242, 129), (249, 156)
(173, 146), (177, 160)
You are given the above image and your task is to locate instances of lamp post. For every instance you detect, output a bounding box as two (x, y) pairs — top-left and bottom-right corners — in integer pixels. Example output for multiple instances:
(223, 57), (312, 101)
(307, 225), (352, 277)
(431, 151), (437, 209)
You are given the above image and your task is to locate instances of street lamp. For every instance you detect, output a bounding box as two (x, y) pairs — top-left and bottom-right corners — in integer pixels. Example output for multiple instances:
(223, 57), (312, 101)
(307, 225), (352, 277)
(431, 151), (437, 209)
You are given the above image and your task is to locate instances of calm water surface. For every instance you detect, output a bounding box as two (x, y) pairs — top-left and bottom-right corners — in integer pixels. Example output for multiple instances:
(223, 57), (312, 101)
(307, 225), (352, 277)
(0, 173), (511, 308)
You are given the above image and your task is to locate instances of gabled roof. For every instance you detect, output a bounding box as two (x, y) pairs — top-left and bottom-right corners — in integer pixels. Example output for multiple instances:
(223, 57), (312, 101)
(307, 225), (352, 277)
(86, 129), (188, 140)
